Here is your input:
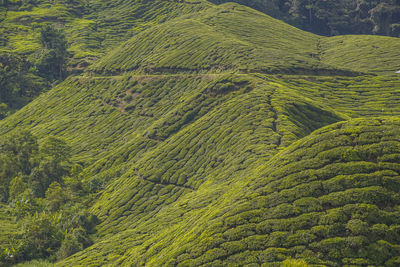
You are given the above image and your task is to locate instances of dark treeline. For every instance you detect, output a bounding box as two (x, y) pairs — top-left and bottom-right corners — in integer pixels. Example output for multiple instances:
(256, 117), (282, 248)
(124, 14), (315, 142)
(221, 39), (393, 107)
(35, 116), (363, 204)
(210, 0), (400, 37)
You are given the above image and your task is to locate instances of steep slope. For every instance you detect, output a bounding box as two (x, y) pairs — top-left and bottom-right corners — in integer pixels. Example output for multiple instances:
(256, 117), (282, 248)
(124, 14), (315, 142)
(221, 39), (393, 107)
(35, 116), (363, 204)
(57, 75), (400, 266)
(166, 117), (400, 266)
(91, 3), (323, 74)
(59, 118), (400, 266)
(0, 0), (211, 63)
(86, 0), (212, 52)
(56, 76), (344, 266)
(0, 0), (213, 120)
(0, 1), (399, 266)
(91, 3), (400, 76)
(6, 68), (392, 265)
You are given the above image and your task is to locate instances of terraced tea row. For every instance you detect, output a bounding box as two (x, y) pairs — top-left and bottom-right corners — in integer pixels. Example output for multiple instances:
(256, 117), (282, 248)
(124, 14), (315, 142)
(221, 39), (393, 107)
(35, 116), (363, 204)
(0, 204), (18, 249)
(275, 75), (400, 118)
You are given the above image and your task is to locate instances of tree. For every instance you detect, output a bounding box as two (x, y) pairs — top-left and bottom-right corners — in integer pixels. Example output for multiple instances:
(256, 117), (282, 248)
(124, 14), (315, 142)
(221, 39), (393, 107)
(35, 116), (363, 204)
(39, 136), (71, 165)
(37, 25), (68, 81)
(4, 130), (39, 175)
(0, 102), (7, 119)
(0, 154), (15, 202)
(0, 131), (38, 202)
(64, 164), (84, 195)
(19, 212), (64, 261)
(0, 54), (25, 104)
(11, 189), (40, 220)
(45, 181), (69, 212)
(370, 2), (400, 35)
(208, 0), (400, 37)
(0, 53), (46, 111)
(9, 176), (28, 201)
(0, 0), (8, 7)
(56, 227), (92, 260)
(29, 136), (71, 197)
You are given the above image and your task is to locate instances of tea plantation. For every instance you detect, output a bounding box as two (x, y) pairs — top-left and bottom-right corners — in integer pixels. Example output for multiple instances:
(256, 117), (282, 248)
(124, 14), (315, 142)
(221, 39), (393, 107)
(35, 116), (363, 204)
(0, 0), (400, 266)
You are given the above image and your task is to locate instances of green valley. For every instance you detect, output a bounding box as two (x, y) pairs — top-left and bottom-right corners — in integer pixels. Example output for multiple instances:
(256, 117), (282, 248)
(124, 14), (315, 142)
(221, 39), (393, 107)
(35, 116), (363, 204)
(0, 0), (400, 266)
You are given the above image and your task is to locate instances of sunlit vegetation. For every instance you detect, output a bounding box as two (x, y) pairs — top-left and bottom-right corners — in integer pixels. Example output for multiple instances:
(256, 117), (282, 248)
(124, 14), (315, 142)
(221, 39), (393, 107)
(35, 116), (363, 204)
(0, 0), (400, 266)
(162, 118), (400, 266)
(92, 3), (400, 76)
(0, 0), (213, 117)
(0, 131), (98, 265)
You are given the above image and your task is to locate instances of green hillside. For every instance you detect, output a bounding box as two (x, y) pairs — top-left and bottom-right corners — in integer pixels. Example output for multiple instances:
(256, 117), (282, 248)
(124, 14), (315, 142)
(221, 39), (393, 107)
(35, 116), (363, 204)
(61, 118), (400, 266)
(320, 35), (400, 75)
(92, 3), (400, 76)
(0, 0), (400, 266)
(91, 4), (322, 74)
(0, 0), (214, 118)
(0, 0), (211, 62)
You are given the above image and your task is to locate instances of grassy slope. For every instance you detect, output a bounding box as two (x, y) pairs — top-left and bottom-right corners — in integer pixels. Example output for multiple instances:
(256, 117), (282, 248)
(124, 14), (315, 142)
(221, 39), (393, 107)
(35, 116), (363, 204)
(86, 0), (212, 53)
(2, 71), (398, 265)
(91, 3), (400, 76)
(320, 35), (400, 75)
(91, 3), (321, 74)
(0, 0), (211, 63)
(54, 75), (343, 266)
(144, 117), (400, 266)
(0, 3), (72, 54)
(268, 75), (400, 118)
(56, 73), (400, 266)
(1, 1), (398, 72)
(0, 1), (399, 266)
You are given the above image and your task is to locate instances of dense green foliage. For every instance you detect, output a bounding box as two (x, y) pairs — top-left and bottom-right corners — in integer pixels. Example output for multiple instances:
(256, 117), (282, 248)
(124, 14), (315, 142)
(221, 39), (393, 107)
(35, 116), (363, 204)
(0, 131), (97, 265)
(36, 25), (68, 81)
(0, 0), (400, 266)
(0, 0), (212, 117)
(0, 53), (47, 118)
(210, 0), (400, 37)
